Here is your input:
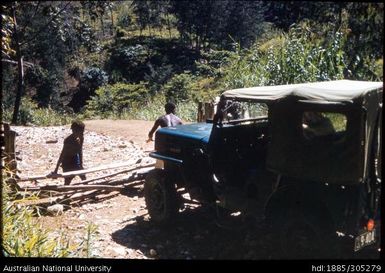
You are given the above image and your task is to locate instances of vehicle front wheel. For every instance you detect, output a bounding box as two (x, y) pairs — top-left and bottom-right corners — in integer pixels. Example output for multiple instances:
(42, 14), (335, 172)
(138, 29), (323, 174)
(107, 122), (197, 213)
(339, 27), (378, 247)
(144, 169), (178, 225)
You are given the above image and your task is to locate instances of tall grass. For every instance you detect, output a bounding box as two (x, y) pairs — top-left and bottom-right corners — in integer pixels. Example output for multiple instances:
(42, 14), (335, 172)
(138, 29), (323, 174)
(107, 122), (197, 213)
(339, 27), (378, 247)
(119, 26), (180, 40)
(2, 98), (76, 126)
(109, 93), (198, 122)
(2, 177), (97, 257)
(220, 23), (348, 89)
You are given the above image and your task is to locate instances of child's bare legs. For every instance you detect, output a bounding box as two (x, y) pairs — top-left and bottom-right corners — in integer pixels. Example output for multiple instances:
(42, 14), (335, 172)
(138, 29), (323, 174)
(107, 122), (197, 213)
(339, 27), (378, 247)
(64, 176), (74, 185)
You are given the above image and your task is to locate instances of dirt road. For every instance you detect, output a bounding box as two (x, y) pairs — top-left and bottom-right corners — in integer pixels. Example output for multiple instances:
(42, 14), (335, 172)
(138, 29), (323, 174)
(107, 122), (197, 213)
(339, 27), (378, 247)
(12, 119), (378, 260)
(12, 119), (275, 259)
(84, 120), (155, 152)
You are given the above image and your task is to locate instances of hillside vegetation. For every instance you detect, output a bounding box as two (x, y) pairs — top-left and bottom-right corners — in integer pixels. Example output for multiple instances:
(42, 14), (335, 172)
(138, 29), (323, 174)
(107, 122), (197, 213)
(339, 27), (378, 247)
(2, 1), (383, 125)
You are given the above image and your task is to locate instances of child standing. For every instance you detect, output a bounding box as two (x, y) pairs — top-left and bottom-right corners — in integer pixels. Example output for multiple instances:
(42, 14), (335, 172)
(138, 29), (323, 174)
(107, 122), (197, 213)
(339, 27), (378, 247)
(51, 120), (86, 185)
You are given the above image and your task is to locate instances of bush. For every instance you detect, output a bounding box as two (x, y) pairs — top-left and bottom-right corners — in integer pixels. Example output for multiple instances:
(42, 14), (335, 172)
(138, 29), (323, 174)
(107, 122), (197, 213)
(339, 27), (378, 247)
(107, 45), (149, 82)
(163, 72), (197, 103)
(127, 93), (167, 121)
(2, 98), (75, 126)
(85, 82), (149, 118)
(195, 49), (234, 78)
(81, 67), (109, 90)
(127, 93), (197, 122)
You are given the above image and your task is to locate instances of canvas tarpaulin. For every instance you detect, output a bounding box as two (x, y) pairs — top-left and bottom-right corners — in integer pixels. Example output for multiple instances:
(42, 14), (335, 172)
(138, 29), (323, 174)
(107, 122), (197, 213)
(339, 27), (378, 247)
(220, 80), (383, 185)
(222, 80), (382, 104)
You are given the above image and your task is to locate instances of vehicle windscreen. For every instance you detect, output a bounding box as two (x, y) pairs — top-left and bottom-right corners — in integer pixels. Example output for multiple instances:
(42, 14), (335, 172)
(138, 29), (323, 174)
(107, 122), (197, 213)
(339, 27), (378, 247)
(220, 100), (268, 124)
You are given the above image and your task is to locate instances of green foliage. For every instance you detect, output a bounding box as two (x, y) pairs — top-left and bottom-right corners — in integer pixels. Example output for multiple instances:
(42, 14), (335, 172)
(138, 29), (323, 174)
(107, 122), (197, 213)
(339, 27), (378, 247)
(348, 55), (383, 81)
(175, 100), (198, 122)
(2, 97), (75, 126)
(88, 91), (198, 122)
(192, 77), (221, 102)
(2, 1), (382, 120)
(344, 3), (383, 60)
(221, 23), (349, 89)
(68, 66), (109, 112)
(170, 0), (266, 50)
(126, 93), (197, 122)
(2, 181), (96, 257)
(1, 10), (15, 57)
(24, 65), (57, 107)
(144, 63), (174, 95)
(107, 36), (199, 86)
(83, 67), (109, 88)
(195, 50), (233, 78)
(126, 93), (167, 121)
(84, 222), (98, 258)
(108, 44), (149, 82)
(85, 82), (149, 118)
(324, 113), (347, 132)
(163, 72), (197, 103)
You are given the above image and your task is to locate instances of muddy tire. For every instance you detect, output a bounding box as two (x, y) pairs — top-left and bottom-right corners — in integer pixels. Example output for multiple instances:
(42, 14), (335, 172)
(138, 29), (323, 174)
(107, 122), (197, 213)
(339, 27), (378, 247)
(275, 208), (337, 259)
(144, 169), (178, 225)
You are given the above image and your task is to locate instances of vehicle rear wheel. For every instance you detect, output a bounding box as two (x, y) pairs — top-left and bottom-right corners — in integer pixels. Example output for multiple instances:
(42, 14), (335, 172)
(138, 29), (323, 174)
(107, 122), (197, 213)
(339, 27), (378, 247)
(144, 169), (178, 225)
(276, 208), (336, 259)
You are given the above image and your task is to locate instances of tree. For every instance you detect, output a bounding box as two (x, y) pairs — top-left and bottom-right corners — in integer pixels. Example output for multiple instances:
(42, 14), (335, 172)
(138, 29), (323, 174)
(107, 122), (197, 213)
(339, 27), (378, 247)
(10, 3), (24, 124)
(2, 2), (74, 122)
(80, 1), (115, 38)
(2, 1), (108, 122)
(263, 1), (343, 30)
(216, 1), (266, 49)
(170, 0), (267, 51)
(343, 2), (383, 77)
(68, 67), (108, 112)
(131, 0), (150, 36)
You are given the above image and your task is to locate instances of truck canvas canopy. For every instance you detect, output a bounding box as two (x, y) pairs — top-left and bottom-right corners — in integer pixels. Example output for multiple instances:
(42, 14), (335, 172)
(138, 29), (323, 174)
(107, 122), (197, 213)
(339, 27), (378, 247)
(221, 80), (383, 184)
(222, 80), (382, 104)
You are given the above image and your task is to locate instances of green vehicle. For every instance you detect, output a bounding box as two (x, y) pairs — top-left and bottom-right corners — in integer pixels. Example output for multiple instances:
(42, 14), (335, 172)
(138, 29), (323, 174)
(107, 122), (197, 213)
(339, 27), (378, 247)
(144, 80), (382, 258)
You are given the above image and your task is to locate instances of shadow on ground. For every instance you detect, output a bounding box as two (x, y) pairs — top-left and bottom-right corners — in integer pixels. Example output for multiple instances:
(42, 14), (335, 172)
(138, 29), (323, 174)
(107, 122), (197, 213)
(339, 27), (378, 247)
(112, 204), (381, 260)
(111, 205), (278, 259)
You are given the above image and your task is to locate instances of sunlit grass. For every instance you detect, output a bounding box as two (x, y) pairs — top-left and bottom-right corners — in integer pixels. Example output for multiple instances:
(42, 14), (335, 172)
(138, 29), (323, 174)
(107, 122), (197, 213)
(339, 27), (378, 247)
(117, 94), (198, 122)
(2, 98), (76, 126)
(2, 177), (97, 257)
(122, 27), (180, 40)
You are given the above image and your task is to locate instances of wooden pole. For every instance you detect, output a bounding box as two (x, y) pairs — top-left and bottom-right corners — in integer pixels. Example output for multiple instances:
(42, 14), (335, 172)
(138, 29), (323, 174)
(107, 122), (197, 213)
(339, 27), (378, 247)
(71, 163), (154, 185)
(17, 159), (153, 181)
(21, 184), (125, 192)
(2, 123), (17, 176)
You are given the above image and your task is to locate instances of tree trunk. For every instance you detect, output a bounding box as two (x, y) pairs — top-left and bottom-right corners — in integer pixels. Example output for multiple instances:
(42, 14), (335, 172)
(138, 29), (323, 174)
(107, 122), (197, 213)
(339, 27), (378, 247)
(101, 17), (105, 37)
(109, 6), (114, 35)
(195, 34), (200, 53)
(148, 24), (152, 36)
(166, 14), (172, 39)
(11, 5), (24, 125)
